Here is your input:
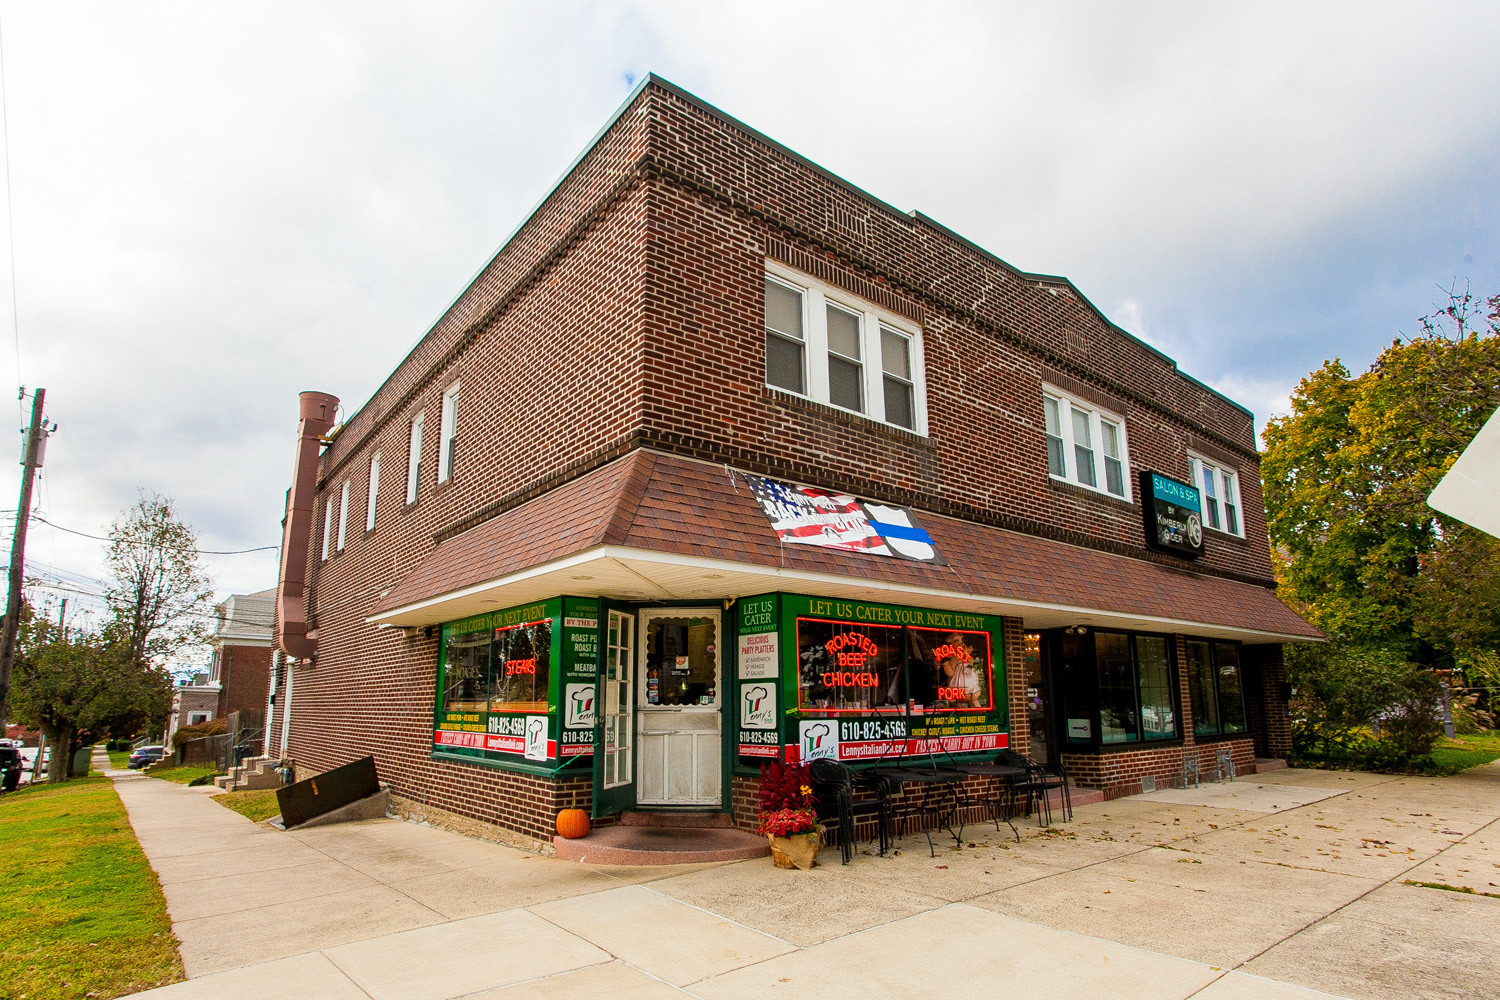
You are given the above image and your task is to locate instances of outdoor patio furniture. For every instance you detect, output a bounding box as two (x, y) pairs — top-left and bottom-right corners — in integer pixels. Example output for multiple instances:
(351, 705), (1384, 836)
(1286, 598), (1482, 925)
(810, 758), (893, 863)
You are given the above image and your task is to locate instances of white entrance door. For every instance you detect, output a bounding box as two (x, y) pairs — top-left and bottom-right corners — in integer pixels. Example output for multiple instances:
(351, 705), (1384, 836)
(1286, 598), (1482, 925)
(637, 609), (722, 806)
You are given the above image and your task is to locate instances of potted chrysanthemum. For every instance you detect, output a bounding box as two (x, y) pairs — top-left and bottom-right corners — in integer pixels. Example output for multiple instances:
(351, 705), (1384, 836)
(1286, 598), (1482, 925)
(758, 760), (821, 869)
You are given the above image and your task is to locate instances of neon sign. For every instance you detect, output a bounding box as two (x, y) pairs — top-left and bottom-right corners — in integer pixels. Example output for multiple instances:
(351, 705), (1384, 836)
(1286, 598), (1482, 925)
(819, 671), (881, 688)
(824, 632), (879, 669)
(505, 658), (537, 676)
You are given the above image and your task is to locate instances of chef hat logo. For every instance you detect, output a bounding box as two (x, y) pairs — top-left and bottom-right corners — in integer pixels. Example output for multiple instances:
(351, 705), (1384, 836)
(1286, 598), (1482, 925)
(744, 685), (769, 712)
(804, 723), (831, 751)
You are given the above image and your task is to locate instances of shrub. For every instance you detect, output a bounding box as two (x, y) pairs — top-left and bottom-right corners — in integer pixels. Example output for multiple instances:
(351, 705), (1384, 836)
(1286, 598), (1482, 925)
(170, 718), (226, 749)
(1288, 642), (1443, 772)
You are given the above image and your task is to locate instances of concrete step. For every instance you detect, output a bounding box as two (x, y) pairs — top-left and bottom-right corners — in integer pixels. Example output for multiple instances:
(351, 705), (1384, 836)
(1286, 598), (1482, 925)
(619, 810), (736, 829)
(553, 824), (769, 865)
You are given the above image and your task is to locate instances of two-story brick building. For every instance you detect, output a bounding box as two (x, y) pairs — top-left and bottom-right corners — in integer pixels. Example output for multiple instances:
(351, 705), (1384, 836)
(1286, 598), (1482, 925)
(270, 75), (1318, 848)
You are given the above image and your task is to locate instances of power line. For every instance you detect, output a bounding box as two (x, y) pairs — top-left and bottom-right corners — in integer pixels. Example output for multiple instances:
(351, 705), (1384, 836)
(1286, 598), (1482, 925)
(26, 514), (278, 554)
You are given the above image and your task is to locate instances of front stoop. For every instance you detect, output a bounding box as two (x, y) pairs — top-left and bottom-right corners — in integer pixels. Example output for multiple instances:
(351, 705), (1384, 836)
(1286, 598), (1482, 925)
(553, 810), (768, 865)
(213, 756), (283, 792)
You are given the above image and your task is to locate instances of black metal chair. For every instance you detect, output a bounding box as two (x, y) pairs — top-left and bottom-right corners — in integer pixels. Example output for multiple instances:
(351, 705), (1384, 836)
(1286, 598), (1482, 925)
(809, 758), (892, 863)
(1000, 749), (1072, 827)
(951, 756), (1025, 842)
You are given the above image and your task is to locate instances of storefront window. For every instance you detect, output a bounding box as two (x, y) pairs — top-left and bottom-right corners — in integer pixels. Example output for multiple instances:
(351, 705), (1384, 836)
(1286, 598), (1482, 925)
(1097, 632), (1137, 744)
(1188, 640), (1247, 736)
(1137, 636), (1175, 740)
(796, 618), (903, 712)
(908, 627), (993, 711)
(441, 628), (491, 714)
(645, 616), (717, 707)
(490, 619), (552, 713)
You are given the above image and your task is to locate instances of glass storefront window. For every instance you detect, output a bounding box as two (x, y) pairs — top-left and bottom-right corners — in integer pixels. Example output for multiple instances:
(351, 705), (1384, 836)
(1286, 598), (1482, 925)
(907, 626), (993, 711)
(490, 619), (552, 713)
(1097, 632), (1137, 744)
(796, 618), (903, 712)
(1187, 638), (1247, 736)
(1137, 636), (1175, 740)
(441, 628), (491, 714)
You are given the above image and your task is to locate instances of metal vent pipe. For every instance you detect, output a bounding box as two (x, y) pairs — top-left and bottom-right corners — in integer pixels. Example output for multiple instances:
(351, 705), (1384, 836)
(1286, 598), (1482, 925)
(277, 390), (339, 660)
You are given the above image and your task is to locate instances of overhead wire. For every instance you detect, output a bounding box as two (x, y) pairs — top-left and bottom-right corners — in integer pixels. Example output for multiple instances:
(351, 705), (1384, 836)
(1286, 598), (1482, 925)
(25, 514), (278, 554)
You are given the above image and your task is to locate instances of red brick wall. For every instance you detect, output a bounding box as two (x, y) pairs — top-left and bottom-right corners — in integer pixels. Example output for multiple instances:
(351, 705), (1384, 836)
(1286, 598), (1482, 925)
(283, 79), (1289, 843)
(215, 644), (272, 719)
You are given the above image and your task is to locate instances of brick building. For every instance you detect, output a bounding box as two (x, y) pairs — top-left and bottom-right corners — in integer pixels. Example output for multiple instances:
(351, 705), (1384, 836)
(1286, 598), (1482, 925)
(209, 588), (275, 720)
(270, 75), (1318, 846)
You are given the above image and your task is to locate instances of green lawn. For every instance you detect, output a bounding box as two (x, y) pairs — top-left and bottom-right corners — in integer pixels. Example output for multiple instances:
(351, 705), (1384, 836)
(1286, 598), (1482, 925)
(1430, 730), (1500, 774)
(212, 788), (282, 823)
(147, 765), (223, 786)
(0, 776), (183, 999)
(106, 748), (132, 769)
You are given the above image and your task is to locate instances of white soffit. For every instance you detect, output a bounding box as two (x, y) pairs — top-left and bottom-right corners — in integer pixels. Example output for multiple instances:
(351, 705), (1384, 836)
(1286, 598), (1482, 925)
(1429, 405), (1500, 539)
(367, 545), (1315, 644)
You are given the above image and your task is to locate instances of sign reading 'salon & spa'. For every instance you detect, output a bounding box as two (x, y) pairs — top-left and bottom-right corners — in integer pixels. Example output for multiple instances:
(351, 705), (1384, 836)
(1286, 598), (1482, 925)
(1140, 470), (1204, 558)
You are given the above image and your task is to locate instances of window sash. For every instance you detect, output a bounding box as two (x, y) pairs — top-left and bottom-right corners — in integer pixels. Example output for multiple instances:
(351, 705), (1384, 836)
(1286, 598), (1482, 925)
(1044, 390), (1128, 498)
(438, 384), (459, 483)
(406, 413), (424, 505)
(1190, 457), (1243, 536)
(337, 481), (349, 551)
(321, 499), (334, 561)
(366, 453), (380, 533)
(764, 265), (924, 432)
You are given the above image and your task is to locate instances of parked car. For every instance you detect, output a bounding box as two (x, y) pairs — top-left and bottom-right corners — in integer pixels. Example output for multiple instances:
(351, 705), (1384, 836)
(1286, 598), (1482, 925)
(127, 745), (166, 769)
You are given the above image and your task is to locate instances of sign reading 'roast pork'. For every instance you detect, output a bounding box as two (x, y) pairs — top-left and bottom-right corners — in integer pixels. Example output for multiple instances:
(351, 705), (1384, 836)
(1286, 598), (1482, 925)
(1140, 470), (1205, 558)
(745, 474), (943, 563)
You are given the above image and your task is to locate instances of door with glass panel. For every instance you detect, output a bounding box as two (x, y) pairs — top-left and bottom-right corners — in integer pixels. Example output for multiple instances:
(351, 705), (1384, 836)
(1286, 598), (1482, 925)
(637, 609), (722, 806)
(592, 607), (636, 817)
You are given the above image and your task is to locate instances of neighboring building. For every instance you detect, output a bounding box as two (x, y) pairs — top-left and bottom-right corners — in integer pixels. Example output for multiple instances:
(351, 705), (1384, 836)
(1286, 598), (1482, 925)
(270, 75), (1319, 845)
(166, 673), (219, 744)
(209, 588), (276, 719)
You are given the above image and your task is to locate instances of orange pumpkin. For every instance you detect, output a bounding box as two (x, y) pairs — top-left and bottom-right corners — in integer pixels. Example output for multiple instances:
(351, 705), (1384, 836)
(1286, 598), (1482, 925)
(556, 808), (591, 839)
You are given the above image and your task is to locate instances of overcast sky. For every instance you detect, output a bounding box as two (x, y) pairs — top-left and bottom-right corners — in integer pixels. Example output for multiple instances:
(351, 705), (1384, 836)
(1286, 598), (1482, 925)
(2, 1), (1497, 631)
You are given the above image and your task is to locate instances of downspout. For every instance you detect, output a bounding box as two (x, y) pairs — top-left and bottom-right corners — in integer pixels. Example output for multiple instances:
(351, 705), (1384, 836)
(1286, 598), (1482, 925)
(276, 391), (339, 662)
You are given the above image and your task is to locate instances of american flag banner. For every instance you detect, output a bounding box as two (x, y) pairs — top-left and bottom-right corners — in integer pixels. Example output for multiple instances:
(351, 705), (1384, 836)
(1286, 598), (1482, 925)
(744, 474), (944, 563)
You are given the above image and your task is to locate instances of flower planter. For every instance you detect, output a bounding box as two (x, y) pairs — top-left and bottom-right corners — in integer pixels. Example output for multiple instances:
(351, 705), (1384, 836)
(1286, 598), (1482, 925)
(767, 831), (822, 870)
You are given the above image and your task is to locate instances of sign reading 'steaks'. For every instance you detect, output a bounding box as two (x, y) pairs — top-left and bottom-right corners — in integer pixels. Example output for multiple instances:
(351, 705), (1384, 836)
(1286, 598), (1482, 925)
(744, 473), (944, 563)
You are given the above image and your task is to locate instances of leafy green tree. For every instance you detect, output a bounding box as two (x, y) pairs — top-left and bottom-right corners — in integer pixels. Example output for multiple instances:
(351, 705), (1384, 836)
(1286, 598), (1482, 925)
(1263, 286), (1500, 670)
(104, 491), (214, 663)
(10, 614), (173, 781)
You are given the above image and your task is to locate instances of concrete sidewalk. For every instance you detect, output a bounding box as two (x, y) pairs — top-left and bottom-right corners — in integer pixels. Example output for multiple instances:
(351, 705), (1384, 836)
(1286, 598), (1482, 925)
(108, 758), (1500, 1000)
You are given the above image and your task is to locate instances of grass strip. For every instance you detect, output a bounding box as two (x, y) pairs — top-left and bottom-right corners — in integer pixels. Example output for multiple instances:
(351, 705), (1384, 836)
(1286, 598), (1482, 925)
(147, 765), (224, 786)
(106, 749), (132, 770)
(212, 788), (282, 823)
(0, 776), (183, 999)
(1402, 879), (1500, 900)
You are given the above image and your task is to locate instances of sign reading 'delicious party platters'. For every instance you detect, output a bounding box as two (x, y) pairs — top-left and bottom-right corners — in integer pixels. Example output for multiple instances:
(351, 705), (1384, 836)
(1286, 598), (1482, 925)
(744, 474), (944, 563)
(1140, 470), (1205, 558)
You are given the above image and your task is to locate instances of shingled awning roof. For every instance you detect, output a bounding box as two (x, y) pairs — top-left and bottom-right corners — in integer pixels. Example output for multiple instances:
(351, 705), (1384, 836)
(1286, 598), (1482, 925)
(367, 450), (1320, 643)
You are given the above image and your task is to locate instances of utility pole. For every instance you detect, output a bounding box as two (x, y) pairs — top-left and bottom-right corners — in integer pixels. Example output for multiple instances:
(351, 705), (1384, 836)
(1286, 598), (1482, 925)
(0, 387), (47, 730)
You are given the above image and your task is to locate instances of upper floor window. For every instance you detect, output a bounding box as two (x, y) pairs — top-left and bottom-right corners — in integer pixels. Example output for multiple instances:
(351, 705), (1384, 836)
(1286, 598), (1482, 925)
(336, 480), (350, 551)
(438, 382), (460, 483)
(321, 498), (334, 561)
(406, 411), (424, 505)
(1043, 387), (1129, 499)
(1188, 455), (1241, 536)
(366, 452), (380, 533)
(763, 263), (925, 433)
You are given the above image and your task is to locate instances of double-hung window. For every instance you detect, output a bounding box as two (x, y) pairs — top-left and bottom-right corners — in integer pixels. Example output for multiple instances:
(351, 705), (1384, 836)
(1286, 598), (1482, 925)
(1185, 639), (1247, 736)
(406, 412), (424, 506)
(366, 452), (380, 533)
(763, 263), (926, 432)
(1188, 455), (1242, 536)
(437, 382), (459, 483)
(1043, 387), (1128, 499)
(321, 498), (334, 561)
(336, 480), (350, 551)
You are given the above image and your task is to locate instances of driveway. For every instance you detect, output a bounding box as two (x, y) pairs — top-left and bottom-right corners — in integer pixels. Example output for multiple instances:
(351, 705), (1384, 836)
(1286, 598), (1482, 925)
(108, 759), (1500, 1000)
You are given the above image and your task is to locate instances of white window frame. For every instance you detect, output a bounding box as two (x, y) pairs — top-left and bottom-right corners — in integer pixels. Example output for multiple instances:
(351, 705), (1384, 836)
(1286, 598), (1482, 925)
(1042, 385), (1131, 501)
(321, 498), (334, 561)
(406, 411), (424, 506)
(188, 712), (210, 726)
(366, 452), (380, 533)
(437, 381), (459, 483)
(764, 261), (928, 434)
(336, 480), (350, 551)
(1187, 453), (1244, 537)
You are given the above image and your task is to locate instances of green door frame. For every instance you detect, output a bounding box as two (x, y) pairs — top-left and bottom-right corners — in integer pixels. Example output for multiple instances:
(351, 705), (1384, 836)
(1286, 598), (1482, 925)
(592, 599), (637, 818)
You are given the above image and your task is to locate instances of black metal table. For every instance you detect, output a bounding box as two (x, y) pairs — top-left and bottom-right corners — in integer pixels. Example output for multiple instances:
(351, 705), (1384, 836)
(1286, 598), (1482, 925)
(870, 765), (969, 856)
(952, 762), (1027, 842)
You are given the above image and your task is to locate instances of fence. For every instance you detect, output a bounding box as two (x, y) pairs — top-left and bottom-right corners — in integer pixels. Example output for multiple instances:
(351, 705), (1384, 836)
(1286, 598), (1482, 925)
(175, 709), (266, 770)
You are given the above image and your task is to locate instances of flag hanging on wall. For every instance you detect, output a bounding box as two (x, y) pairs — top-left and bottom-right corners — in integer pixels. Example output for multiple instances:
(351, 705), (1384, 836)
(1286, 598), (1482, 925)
(743, 473), (944, 563)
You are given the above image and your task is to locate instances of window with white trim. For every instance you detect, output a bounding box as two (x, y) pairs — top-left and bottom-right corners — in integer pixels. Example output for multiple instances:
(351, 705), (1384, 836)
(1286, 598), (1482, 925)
(321, 498), (334, 561)
(365, 452), (380, 533)
(336, 480), (350, 551)
(1188, 454), (1242, 536)
(189, 712), (211, 726)
(1042, 387), (1129, 499)
(406, 412), (424, 505)
(437, 382), (459, 483)
(763, 263), (926, 432)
